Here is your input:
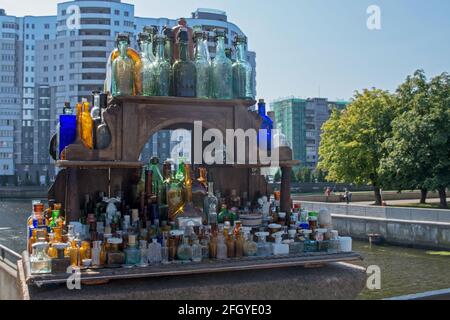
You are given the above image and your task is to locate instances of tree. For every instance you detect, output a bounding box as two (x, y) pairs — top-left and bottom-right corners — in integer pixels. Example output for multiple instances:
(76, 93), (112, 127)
(318, 88), (395, 205)
(381, 71), (450, 209)
(296, 167), (312, 183)
(274, 169), (281, 182)
(313, 169), (327, 183)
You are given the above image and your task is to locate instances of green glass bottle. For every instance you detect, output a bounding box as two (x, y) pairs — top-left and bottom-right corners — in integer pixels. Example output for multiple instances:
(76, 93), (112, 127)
(211, 29), (233, 99)
(139, 31), (155, 96)
(173, 29), (197, 97)
(149, 34), (171, 96)
(194, 31), (211, 99)
(149, 157), (164, 205)
(232, 35), (254, 99)
(111, 34), (134, 97)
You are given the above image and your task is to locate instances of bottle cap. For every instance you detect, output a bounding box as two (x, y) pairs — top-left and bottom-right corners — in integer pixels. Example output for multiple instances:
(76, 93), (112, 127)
(115, 33), (130, 46)
(150, 156), (160, 165)
(138, 32), (151, 43)
(214, 28), (226, 40)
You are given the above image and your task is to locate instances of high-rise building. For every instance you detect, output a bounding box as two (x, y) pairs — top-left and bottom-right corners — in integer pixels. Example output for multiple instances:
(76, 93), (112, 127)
(0, 1), (256, 185)
(271, 97), (349, 169)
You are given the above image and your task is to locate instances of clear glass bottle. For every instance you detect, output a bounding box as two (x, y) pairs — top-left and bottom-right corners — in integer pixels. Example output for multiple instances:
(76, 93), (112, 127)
(255, 232), (272, 257)
(173, 29), (197, 97)
(194, 31), (211, 99)
(95, 93), (112, 150)
(139, 32), (156, 96)
(149, 34), (171, 96)
(243, 232), (257, 257)
(211, 29), (233, 99)
(257, 99), (273, 152)
(216, 234), (228, 260)
(112, 34), (135, 97)
(192, 239), (202, 263)
(91, 241), (102, 266)
(124, 235), (140, 266)
(148, 238), (162, 264)
(203, 182), (218, 226)
(177, 237), (193, 261)
(138, 240), (148, 267)
(232, 35), (253, 99)
(30, 242), (51, 274)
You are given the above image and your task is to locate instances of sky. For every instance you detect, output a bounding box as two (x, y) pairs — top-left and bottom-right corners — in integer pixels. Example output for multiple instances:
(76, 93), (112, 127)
(1, 0), (450, 102)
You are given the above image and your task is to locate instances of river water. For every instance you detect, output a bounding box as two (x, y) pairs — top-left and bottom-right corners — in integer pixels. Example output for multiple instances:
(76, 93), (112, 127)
(1, 199), (449, 300)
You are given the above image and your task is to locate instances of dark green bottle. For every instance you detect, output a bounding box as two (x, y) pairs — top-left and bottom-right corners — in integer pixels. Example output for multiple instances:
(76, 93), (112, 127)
(173, 29), (197, 97)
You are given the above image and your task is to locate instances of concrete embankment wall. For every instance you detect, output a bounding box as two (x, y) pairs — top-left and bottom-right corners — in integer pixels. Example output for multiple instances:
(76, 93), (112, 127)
(0, 187), (48, 199)
(294, 191), (440, 203)
(301, 202), (450, 250)
(0, 260), (20, 300)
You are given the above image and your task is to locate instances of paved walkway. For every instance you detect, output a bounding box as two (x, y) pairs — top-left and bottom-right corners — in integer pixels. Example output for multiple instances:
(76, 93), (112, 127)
(352, 198), (450, 207)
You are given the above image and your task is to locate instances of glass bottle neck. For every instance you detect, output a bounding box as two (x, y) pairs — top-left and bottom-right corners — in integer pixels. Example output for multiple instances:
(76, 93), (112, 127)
(156, 40), (165, 60)
(258, 105), (266, 116)
(236, 43), (246, 62)
(196, 40), (207, 61)
(118, 42), (128, 57)
(216, 37), (226, 58)
(179, 41), (188, 61)
(144, 41), (153, 59)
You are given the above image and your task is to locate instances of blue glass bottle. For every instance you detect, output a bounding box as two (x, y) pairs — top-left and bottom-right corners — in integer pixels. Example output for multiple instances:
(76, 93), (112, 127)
(257, 99), (273, 152)
(58, 102), (77, 158)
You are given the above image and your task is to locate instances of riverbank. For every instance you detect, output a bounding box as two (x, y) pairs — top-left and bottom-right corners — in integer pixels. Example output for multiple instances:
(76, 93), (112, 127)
(0, 187), (48, 200)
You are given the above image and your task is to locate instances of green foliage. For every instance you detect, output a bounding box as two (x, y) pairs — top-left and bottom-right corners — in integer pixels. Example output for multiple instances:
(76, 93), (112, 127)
(318, 88), (395, 189)
(274, 169), (281, 182)
(296, 167), (312, 183)
(381, 71), (450, 207)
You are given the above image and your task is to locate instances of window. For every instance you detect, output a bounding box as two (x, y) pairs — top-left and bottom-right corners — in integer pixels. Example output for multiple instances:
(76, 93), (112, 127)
(124, 11), (129, 17)
(59, 43), (64, 49)
(114, 10), (120, 15)
(62, 10), (66, 16)
(70, 52), (76, 58)
(70, 41), (75, 47)
(70, 30), (76, 36)
(70, 63), (75, 69)
(45, 24), (50, 29)
(114, 21), (120, 26)
(59, 76), (64, 82)
(44, 34), (49, 40)
(59, 65), (64, 71)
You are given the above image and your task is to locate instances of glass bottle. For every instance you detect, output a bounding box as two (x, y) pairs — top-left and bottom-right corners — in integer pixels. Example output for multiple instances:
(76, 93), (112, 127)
(125, 235), (140, 266)
(211, 29), (233, 99)
(112, 34), (135, 97)
(177, 237), (193, 261)
(58, 102), (77, 158)
(149, 34), (171, 96)
(75, 102), (83, 141)
(90, 92), (101, 149)
(192, 239), (202, 263)
(47, 234), (57, 259)
(160, 161), (171, 223)
(218, 205), (237, 226)
(139, 32), (155, 96)
(167, 164), (184, 222)
(91, 241), (102, 267)
(183, 163), (201, 217)
(226, 233), (236, 258)
(192, 167), (208, 216)
(243, 232), (257, 257)
(232, 35), (253, 99)
(149, 157), (164, 205)
(79, 241), (92, 262)
(68, 240), (79, 267)
(163, 26), (174, 65)
(216, 234), (228, 260)
(229, 189), (241, 210)
(172, 18), (194, 62)
(255, 232), (272, 257)
(96, 93), (112, 150)
(194, 31), (210, 99)
(30, 242), (51, 274)
(257, 99), (273, 152)
(137, 240), (148, 267)
(203, 182), (219, 226)
(288, 230), (303, 255)
(209, 235), (218, 259)
(173, 29), (197, 97)
(81, 101), (94, 150)
(148, 238), (162, 264)
(235, 231), (244, 258)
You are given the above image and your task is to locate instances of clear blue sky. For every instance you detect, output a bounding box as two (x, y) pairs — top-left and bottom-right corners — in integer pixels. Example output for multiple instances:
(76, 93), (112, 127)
(2, 0), (450, 102)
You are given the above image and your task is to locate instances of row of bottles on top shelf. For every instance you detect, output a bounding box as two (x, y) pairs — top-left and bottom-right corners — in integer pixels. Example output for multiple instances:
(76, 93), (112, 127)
(106, 18), (254, 100)
(51, 92), (113, 160)
(28, 157), (353, 275)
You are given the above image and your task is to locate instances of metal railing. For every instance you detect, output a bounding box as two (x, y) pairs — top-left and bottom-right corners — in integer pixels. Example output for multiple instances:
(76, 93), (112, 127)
(0, 243), (21, 271)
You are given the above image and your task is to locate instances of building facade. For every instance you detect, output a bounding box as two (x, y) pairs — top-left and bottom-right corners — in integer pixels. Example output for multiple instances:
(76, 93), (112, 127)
(0, 1), (256, 185)
(271, 97), (349, 169)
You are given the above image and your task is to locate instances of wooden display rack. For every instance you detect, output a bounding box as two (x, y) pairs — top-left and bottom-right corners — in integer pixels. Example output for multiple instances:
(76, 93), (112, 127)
(35, 96), (364, 287)
(49, 96), (299, 222)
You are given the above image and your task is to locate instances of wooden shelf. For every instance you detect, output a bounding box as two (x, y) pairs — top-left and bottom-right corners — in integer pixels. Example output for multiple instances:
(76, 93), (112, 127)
(56, 160), (144, 169)
(23, 251), (363, 287)
(112, 95), (257, 108)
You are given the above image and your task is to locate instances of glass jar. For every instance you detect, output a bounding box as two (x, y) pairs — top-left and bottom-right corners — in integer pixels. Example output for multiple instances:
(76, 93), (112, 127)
(30, 242), (51, 274)
(243, 233), (257, 257)
(124, 235), (140, 266)
(255, 232), (272, 257)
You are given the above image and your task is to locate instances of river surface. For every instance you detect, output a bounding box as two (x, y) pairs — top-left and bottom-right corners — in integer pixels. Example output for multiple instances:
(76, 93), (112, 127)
(1, 199), (449, 300)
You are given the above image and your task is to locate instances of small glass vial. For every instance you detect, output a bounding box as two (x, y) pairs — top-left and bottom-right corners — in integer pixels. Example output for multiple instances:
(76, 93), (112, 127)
(192, 239), (202, 263)
(30, 242), (52, 274)
(177, 237), (193, 261)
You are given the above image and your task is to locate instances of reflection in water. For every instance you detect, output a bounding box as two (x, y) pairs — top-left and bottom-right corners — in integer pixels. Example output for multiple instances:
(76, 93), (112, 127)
(1, 199), (449, 300)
